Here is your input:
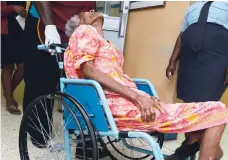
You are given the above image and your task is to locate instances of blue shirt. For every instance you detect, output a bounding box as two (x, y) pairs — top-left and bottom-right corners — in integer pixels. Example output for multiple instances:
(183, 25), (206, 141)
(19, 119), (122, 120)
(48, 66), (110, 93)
(181, 1), (228, 32)
(29, 2), (40, 18)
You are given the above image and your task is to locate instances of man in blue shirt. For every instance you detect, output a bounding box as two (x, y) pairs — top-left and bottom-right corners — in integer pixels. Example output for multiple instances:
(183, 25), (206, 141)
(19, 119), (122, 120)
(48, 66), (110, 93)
(166, 1), (228, 160)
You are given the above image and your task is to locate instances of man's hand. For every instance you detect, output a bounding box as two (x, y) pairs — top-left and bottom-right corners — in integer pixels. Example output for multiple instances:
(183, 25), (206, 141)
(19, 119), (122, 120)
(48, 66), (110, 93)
(34, 2), (60, 55)
(166, 61), (177, 80)
(45, 25), (61, 55)
(45, 25), (61, 45)
(225, 68), (228, 84)
(13, 6), (26, 18)
(166, 33), (182, 79)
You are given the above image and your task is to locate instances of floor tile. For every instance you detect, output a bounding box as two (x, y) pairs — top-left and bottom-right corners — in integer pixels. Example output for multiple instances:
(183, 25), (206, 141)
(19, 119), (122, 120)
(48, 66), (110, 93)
(1, 94), (228, 160)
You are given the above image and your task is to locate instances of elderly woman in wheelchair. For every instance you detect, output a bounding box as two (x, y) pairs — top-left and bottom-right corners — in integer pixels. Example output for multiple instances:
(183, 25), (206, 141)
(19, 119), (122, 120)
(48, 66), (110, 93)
(19, 10), (227, 160)
(64, 10), (228, 160)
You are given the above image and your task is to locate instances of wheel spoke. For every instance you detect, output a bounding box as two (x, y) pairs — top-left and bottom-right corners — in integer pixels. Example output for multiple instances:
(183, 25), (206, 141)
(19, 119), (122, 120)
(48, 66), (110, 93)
(102, 135), (163, 160)
(19, 94), (98, 160)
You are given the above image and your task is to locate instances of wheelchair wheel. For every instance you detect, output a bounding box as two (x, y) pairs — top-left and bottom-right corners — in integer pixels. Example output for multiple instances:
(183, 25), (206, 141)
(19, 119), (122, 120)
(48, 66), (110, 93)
(101, 132), (164, 160)
(19, 93), (98, 160)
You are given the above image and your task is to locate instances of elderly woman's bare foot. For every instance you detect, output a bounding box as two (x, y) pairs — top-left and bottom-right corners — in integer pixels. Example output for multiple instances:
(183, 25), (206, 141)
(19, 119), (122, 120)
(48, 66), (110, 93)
(199, 146), (223, 160)
(199, 125), (225, 160)
(216, 146), (223, 160)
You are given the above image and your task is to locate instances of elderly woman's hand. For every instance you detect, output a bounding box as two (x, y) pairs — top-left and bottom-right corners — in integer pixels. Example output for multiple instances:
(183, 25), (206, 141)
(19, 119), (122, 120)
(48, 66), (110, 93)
(151, 96), (164, 113)
(133, 95), (156, 122)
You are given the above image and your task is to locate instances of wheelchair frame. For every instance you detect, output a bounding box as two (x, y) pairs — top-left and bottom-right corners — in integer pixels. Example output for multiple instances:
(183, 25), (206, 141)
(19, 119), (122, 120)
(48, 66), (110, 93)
(37, 44), (166, 160)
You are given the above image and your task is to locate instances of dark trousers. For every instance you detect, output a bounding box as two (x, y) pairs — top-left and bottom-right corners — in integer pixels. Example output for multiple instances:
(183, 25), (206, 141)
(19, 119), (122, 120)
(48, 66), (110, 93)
(23, 15), (59, 141)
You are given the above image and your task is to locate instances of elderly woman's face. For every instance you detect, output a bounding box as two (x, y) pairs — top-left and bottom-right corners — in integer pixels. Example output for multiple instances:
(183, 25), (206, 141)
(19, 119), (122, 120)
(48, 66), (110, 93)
(80, 10), (104, 25)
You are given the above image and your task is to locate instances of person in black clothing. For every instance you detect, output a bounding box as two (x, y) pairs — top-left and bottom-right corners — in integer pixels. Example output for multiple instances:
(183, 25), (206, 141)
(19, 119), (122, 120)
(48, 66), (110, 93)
(1, 1), (26, 115)
(23, 1), (98, 149)
(165, 1), (228, 160)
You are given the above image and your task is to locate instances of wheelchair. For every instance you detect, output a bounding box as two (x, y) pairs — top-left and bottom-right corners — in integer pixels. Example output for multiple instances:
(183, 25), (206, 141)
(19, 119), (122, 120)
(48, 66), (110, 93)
(19, 44), (167, 160)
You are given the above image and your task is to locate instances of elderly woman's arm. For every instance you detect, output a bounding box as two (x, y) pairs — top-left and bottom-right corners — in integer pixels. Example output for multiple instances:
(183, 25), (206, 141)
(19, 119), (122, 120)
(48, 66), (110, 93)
(82, 61), (156, 122)
(82, 61), (138, 102)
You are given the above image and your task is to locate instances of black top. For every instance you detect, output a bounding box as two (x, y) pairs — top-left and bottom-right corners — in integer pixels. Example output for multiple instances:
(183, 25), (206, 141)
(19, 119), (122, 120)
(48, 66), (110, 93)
(6, 1), (26, 34)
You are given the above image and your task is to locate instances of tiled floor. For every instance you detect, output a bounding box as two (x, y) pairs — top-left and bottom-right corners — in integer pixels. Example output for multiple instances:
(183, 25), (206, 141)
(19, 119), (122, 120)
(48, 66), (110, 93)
(1, 98), (228, 160)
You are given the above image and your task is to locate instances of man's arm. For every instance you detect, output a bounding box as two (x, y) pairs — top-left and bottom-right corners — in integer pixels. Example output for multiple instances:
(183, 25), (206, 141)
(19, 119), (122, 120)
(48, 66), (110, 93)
(34, 2), (61, 45)
(1, 2), (26, 18)
(166, 33), (182, 79)
(34, 2), (55, 25)
(169, 33), (182, 64)
(168, 3), (189, 63)
(166, 7), (188, 79)
(1, 5), (14, 17)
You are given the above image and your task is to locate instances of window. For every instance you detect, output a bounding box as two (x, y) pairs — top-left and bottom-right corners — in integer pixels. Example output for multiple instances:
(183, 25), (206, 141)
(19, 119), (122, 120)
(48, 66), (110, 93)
(96, 1), (121, 17)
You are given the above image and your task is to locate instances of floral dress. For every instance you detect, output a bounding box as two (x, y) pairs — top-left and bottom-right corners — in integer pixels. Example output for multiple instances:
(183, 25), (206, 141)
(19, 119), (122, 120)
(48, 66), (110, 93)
(64, 25), (228, 133)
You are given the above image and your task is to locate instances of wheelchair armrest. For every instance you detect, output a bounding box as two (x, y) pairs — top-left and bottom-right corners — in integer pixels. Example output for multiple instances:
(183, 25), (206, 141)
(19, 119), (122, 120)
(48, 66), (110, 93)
(61, 78), (158, 98)
(131, 78), (159, 98)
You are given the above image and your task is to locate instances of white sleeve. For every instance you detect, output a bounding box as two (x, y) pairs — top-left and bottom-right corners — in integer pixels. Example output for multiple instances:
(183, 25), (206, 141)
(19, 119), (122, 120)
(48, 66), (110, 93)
(181, 17), (188, 32)
(181, 6), (190, 32)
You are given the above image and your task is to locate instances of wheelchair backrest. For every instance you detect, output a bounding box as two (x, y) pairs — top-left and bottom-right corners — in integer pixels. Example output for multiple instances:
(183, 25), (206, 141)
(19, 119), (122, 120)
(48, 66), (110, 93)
(63, 83), (109, 131)
(135, 83), (154, 96)
(63, 80), (157, 132)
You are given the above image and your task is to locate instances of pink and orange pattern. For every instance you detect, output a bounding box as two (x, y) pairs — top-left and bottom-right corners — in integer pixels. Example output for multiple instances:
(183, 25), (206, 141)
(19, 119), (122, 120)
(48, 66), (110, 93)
(64, 25), (228, 133)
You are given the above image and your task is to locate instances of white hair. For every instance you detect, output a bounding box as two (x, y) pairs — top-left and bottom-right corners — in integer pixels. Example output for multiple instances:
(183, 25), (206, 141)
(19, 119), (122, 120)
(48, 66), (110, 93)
(65, 15), (80, 38)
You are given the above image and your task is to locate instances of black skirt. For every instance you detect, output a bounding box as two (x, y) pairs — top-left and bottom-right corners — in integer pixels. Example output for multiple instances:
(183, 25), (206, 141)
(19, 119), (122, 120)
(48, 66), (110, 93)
(1, 2), (26, 67)
(177, 23), (228, 102)
(1, 28), (25, 67)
